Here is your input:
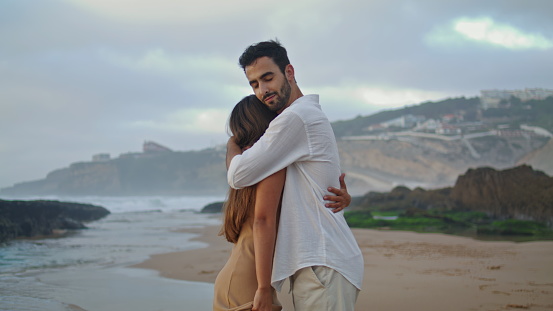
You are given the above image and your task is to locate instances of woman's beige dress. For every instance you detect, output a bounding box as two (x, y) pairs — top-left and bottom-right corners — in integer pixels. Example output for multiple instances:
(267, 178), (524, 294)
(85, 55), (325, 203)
(213, 217), (282, 311)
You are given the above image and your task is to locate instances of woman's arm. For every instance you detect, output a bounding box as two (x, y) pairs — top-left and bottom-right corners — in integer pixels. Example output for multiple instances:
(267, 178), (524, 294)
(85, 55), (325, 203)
(252, 169), (286, 311)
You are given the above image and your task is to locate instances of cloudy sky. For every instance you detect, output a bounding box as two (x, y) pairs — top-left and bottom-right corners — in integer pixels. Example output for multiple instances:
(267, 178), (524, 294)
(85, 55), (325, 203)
(1, 0), (552, 188)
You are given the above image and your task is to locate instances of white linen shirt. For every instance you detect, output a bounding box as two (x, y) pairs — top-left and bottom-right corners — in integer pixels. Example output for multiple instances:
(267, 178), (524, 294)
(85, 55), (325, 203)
(227, 94), (364, 291)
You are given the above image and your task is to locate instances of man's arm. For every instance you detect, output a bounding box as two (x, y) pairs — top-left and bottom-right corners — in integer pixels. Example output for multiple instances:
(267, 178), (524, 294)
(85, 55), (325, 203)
(226, 136), (242, 169)
(227, 112), (309, 189)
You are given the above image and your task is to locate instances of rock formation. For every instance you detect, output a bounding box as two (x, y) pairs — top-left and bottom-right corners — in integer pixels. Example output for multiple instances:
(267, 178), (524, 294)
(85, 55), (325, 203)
(451, 165), (553, 224)
(200, 201), (225, 213)
(354, 165), (553, 227)
(0, 199), (110, 242)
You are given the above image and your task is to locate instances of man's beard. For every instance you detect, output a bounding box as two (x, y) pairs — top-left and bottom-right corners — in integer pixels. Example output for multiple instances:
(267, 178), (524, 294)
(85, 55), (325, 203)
(264, 79), (291, 112)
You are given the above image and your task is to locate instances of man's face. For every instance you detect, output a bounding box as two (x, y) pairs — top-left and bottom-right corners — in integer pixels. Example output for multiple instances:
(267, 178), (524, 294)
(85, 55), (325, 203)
(245, 56), (291, 113)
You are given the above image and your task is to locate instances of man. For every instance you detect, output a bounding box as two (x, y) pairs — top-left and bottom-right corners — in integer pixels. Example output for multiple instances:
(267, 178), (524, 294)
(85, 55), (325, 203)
(226, 40), (363, 311)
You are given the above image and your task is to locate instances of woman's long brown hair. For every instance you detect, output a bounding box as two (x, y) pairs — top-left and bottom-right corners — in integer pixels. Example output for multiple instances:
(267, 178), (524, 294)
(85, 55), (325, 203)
(220, 95), (277, 243)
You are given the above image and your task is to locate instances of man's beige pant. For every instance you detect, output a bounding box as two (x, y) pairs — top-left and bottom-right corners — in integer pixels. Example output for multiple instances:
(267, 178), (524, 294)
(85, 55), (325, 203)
(289, 266), (359, 311)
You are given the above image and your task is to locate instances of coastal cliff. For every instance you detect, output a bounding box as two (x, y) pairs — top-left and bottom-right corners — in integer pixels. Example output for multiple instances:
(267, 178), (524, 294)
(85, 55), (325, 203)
(0, 199), (110, 242)
(338, 135), (548, 194)
(517, 138), (553, 175)
(1, 135), (548, 197)
(1, 148), (228, 196)
(2, 96), (552, 197)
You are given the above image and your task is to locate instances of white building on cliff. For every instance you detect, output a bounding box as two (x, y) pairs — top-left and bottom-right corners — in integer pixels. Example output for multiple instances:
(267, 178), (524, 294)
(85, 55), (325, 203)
(481, 88), (553, 109)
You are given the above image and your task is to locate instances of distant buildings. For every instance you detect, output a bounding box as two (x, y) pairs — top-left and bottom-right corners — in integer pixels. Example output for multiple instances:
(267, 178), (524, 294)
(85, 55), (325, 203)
(435, 123), (462, 135)
(480, 88), (553, 109)
(92, 141), (173, 161)
(368, 113), (469, 136)
(414, 119), (439, 131)
(92, 153), (110, 162)
(345, 88), (552, 143)
(379, 114), (426, 129)
(143, 140), (172, 153)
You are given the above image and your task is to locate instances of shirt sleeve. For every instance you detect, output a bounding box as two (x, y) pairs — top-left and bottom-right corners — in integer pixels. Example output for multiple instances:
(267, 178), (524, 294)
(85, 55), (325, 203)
(227, 111), (310, 189)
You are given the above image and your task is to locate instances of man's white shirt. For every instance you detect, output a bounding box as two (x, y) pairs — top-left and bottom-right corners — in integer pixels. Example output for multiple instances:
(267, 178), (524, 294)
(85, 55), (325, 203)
(228, 94), (364, 291)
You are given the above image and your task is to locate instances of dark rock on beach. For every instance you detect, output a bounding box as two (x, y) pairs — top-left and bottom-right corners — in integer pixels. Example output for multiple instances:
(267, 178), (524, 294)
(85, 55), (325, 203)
(0, 199), (110, 243)
(200, 201), (225, 213)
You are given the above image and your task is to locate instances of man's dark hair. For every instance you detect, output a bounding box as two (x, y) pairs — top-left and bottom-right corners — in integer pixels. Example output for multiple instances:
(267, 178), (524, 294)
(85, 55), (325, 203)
(238, 39), (290, 74)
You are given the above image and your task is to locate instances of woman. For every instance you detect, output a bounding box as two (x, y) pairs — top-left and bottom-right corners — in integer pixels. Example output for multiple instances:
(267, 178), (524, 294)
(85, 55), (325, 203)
(213, 95), (283, 311)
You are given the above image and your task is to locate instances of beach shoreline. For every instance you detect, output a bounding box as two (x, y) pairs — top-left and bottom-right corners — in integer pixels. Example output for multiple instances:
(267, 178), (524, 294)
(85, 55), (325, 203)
(133, 225), (553, 311)
(0, 206), (222, 311)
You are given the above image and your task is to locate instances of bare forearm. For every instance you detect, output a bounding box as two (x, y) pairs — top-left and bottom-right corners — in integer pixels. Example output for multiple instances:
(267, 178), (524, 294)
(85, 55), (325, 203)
(252, 170), (285, 290)
(253, 217), (277, 289)
(251, 170), (285, 311)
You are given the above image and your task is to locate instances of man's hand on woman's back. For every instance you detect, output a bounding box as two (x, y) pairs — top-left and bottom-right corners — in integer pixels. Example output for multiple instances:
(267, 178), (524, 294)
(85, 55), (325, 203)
(323, 173), (351, 213)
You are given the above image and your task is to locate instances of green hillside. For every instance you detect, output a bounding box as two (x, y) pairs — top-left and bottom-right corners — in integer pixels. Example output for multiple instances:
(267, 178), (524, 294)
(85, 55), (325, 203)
(331, 97), (480, 137)
(481, 96), (553, 132)
(331, 96), (553, 137)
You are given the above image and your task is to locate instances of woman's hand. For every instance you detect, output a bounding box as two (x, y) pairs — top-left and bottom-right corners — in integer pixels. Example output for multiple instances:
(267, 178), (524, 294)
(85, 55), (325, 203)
(324, 173), (351, 213)
(252, 287), (273, 311)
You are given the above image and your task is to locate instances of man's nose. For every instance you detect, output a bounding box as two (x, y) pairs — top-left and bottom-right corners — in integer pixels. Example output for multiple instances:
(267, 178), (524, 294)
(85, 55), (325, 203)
(259, 83), (270, 95)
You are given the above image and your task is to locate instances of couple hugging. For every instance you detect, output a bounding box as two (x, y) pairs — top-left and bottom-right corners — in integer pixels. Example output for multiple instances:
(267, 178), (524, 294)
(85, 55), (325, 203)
(214, 40), (364, 311)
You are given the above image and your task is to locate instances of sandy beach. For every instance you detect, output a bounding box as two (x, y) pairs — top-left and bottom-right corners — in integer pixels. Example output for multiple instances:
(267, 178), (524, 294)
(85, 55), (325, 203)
(133, 225), (553, 311)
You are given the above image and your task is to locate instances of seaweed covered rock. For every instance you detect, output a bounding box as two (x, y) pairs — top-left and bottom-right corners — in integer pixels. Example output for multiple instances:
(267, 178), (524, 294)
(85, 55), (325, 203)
(352, 165), (553, 228)
(355, 185), (453, 211)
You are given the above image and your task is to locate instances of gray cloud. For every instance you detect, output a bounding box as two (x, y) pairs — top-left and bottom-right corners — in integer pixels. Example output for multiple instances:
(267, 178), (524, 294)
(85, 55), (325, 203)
(1, 0), (552, 188)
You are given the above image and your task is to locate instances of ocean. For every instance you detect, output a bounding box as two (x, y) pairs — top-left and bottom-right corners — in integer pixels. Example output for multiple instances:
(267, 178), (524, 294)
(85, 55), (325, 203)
(0, 195), (225, 311)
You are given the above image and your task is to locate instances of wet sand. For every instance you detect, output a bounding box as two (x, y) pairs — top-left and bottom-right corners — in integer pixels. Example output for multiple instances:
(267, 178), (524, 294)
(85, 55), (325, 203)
(133, 226), (553, 311)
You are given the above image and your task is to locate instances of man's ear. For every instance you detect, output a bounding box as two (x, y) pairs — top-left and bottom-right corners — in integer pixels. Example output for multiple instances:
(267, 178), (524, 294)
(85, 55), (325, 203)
(285, 64), (295, 83)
